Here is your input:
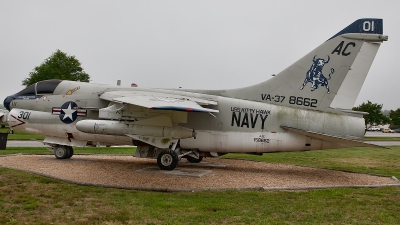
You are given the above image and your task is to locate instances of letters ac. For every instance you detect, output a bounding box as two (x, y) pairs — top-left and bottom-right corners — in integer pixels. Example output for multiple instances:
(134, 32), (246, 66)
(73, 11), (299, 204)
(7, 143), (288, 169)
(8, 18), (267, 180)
(331, 41), (356, 56)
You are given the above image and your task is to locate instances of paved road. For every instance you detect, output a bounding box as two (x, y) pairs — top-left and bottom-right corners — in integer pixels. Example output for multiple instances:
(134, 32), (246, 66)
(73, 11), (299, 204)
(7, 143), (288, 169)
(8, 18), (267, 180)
(6, 141), (48, 147)
(364, 131), (400, 137)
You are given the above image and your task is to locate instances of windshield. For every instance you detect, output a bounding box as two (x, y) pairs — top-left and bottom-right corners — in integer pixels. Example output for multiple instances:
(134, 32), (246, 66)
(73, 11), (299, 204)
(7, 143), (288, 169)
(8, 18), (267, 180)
(16, 84), (36, 95)
(37, 79), (62, 94)
(17, 80), (62, 95)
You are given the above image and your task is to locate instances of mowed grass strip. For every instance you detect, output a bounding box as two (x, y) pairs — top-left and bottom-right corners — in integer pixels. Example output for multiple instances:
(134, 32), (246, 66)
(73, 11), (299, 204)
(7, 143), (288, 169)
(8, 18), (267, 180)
(0, 168), (399, 225)
(223, 146), (400, 178)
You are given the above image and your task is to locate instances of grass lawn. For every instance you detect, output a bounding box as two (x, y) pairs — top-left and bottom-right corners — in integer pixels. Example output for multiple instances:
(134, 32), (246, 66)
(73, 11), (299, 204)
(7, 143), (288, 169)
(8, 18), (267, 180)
(0, 146), (399, 224)
(0, 168), (399, 225)
(223, 146), (400, 178)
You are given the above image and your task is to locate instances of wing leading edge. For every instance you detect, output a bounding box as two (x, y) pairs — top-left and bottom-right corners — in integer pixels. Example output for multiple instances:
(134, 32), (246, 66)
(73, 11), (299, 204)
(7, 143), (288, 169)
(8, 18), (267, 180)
(100, 91), (219, 113)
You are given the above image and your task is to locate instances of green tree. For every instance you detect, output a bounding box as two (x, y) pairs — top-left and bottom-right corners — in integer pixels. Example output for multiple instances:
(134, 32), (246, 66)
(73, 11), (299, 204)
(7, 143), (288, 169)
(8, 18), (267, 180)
(22, 49), (90, 86)
(389, 108), (400, 129)
(352, 101), (390, 126)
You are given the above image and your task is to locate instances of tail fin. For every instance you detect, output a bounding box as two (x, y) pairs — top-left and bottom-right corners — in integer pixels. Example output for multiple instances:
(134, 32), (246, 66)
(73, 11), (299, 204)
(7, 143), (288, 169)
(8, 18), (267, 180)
(223, 18), (388, 110)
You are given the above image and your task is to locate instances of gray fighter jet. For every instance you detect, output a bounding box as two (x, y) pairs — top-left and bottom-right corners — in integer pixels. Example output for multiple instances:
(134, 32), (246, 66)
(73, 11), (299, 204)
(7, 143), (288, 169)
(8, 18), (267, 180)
(3, 18), (387, 170)
(0, 104), (9, 128)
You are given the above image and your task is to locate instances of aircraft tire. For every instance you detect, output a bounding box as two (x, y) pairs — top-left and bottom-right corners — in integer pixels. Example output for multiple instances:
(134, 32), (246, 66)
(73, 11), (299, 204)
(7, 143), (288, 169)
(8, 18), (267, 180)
(66, 146), (74, 159)
(54, 146), (69, 159)
(186, 156), (203, 163)
(157, 150), (178, 170)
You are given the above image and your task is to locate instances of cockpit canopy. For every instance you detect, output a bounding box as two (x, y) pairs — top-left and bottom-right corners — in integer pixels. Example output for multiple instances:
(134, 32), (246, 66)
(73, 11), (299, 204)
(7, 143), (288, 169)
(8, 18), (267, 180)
(17, 79), (62, 96)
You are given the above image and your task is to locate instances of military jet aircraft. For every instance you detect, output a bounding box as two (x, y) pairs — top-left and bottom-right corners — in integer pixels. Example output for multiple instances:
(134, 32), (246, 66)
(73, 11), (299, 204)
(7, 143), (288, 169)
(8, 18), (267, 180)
(3, 18), (387, 170)
(0, 104), (9, 128)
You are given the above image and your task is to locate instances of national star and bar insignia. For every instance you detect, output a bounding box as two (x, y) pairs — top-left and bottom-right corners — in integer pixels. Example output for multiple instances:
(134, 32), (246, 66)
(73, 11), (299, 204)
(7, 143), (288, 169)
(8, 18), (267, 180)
(52, 101), (87, 124)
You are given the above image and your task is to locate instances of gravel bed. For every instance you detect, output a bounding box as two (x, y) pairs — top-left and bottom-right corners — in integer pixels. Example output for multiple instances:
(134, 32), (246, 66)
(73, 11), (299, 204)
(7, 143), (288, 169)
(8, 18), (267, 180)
(0, 155), (397, 191)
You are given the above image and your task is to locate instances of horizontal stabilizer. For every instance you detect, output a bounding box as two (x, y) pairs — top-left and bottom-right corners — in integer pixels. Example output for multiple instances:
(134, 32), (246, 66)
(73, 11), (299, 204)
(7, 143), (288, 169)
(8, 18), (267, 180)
(338, 109), (369, 116)
(100, 91), (218, 113)
(281, 126), (384, 148)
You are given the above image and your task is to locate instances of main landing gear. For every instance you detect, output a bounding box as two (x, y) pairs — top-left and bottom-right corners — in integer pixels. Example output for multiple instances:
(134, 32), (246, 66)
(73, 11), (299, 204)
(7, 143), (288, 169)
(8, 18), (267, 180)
(53, 145), (74, 159)
(186, 156), (203, 163)
(157, 150), (179, 170)
(156, 145), (203, 170)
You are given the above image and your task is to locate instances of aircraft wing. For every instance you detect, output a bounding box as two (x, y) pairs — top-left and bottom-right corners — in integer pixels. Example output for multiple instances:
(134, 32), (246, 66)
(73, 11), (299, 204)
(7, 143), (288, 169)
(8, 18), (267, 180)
(99, 91), (219, 113)
(281, 126), (385, 148)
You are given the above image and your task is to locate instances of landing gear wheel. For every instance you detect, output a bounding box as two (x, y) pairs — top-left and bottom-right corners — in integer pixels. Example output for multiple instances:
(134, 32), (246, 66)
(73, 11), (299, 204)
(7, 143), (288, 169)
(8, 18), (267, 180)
(187, 156), (203, 163)
(66, 146), (74, 159)
(157, 150), (179, 170)
(54, 146), (69, 159)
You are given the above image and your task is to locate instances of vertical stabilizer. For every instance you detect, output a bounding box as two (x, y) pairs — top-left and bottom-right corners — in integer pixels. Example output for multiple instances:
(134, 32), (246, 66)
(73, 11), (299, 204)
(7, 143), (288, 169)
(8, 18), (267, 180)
(218, 19), (388, 111)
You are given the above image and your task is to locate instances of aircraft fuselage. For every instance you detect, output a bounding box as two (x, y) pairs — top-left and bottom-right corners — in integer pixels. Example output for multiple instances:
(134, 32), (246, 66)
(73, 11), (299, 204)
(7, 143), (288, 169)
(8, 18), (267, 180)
(7, 82), (365, 153)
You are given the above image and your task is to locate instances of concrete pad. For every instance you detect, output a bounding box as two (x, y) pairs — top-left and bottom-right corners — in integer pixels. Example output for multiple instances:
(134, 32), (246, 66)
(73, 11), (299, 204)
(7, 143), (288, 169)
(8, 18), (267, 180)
(178, 161), (226, 168)
(136, 167), (212, 178)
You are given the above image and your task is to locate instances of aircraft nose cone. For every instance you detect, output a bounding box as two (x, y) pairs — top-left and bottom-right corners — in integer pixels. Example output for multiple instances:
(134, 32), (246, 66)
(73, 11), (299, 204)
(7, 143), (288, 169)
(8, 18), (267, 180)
(3, 95), (15, 111)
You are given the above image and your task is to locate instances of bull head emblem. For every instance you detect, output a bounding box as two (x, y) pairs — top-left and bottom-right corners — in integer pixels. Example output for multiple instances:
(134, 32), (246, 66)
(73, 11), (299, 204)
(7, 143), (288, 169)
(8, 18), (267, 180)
(300, 55), (335, 94)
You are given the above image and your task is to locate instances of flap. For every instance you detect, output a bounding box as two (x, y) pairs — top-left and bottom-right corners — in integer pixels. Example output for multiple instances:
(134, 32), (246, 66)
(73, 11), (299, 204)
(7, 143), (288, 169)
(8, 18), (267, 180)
(126, 134), (173, 149)
(132, 115), (173, 127)
(100, 91), (219, 113)
(43, 136), (87, 147)
(280, 126), (385, 148)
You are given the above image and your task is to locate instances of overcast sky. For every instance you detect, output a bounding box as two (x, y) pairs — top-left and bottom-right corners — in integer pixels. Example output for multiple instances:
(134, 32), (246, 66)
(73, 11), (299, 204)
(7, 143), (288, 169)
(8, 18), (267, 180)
(1, 0), (399, 110)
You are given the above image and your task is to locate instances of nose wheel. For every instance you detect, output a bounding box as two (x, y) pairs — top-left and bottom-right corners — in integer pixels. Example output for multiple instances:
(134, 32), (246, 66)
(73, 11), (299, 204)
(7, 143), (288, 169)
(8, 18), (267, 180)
(54, 145), (74, 159)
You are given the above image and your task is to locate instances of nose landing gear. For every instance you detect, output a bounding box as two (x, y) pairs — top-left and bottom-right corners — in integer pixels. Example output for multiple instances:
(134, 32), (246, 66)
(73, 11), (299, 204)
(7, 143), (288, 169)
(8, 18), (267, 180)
(53, 145), (74, 159)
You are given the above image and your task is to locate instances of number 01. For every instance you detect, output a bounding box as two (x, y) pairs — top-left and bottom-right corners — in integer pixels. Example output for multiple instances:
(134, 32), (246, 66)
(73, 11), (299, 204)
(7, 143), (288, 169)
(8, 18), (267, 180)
(363, 21), (375, 32)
